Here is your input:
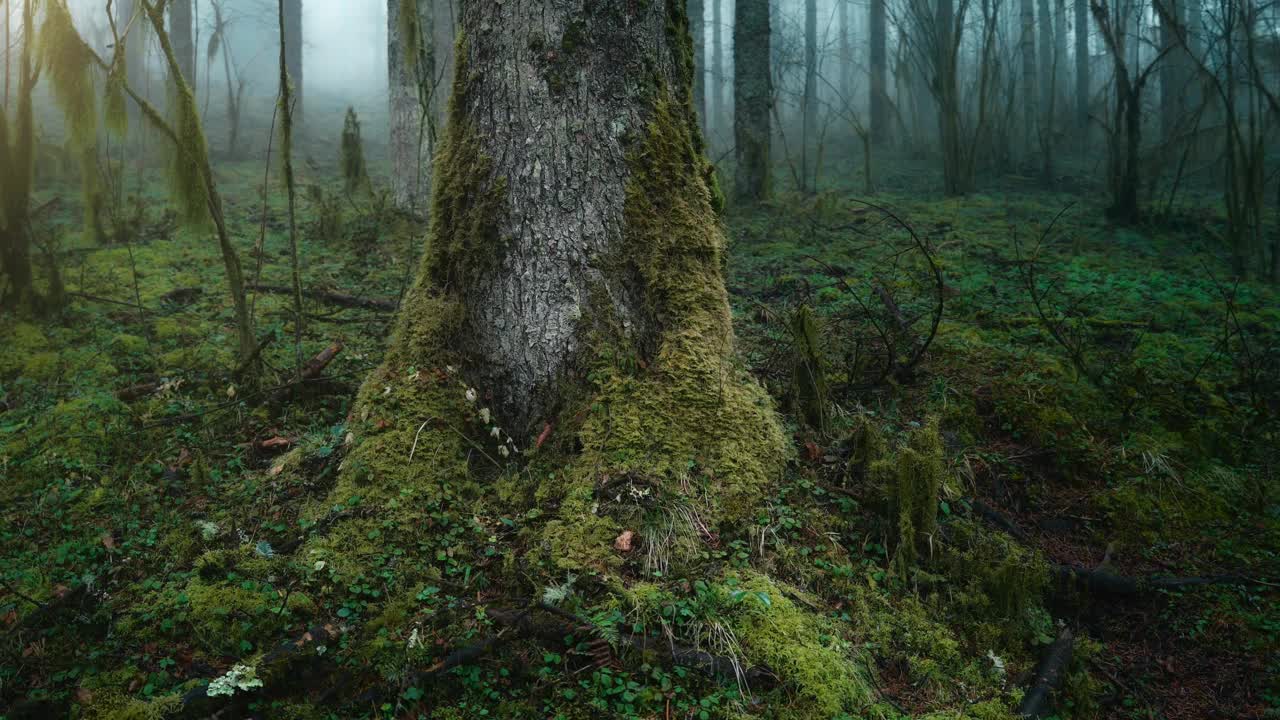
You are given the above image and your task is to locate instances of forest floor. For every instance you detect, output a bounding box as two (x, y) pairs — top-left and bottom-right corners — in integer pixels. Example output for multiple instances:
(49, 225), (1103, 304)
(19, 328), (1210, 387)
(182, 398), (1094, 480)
(1, 150), (1277, 719)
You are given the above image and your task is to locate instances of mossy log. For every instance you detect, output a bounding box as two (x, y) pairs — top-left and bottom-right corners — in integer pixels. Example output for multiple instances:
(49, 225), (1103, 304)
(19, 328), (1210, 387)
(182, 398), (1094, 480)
(1016, 628), (1074, 718)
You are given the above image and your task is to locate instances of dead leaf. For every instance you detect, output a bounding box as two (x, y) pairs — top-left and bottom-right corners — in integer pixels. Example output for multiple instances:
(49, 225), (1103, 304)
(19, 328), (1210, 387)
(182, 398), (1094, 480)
(259, 436), (293, 450)
(101, 533), (116, 551)
(613, 530), (635, 553)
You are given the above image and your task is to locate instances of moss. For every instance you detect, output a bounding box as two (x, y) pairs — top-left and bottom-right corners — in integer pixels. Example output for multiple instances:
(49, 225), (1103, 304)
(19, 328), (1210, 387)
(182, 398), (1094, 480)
(729, 572), (877, 719)
(790, 305), (828, 432)
(870, 418), (945, 571)
(21, 350), (61, 382)
(0, 321), (49, 376)
(39, 1), (98, 150)
(81, 692), (180, 720)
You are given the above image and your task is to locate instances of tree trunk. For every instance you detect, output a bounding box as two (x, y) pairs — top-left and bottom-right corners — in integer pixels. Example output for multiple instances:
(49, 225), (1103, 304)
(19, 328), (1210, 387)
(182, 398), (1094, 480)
(735, 0), (771, 203)
(839, 0), (851, 105)
(430, 0), (454, 127)
(1054, 0), (1066, 110)
(1038, 0), (1052, 111)
(388, 0), (433, 214)
(1020, 0), (1039, 159)
(282, 0), (302, 123)
(170, 0), (195, 89)
(1075, 0), (1089, 133)
(801, 0), (817, 193)
(338, 1), (785, 557)
(870, 0), (888, 144)
(0, 0), (35, 308)
(690, 0), (706, 135)
(937, 0), (966, 195)
(711, 0), (724, 142)
(1158, 0), (1182, 142)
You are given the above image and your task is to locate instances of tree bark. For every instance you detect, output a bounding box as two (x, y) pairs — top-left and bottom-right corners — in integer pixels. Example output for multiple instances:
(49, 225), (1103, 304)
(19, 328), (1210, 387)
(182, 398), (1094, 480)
(734, 0), (771, 203)
(1038, 0), (1053, 111)
(430, 0), (455, 127)
(414, 0), (741, 432)
(870, 0), (888, 144)
(0, 0), (34, 307)
(388, 0), (433, 214)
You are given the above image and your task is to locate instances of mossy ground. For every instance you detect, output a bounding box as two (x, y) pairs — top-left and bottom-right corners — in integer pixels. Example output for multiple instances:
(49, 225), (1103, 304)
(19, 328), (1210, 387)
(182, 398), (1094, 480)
(1, 135), (1278, 720)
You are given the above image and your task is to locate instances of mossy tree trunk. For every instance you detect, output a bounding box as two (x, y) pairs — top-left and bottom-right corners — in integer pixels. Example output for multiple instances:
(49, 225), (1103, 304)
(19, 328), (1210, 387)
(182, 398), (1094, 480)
(332, 1), (785, 571)
(733, 0), (771, 203)
(388, 0), (433, 215)
(0, 0), (35, 308)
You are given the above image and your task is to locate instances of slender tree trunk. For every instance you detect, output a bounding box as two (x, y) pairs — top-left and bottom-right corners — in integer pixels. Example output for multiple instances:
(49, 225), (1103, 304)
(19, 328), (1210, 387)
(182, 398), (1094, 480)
(1020, 0), (1039, 159)
(937, 0), (966, 195)
(712, 0), (724, 141)
(1054, 0), (1066, 110)
(691, 0), (706, 134)
(170, 0), (195, 89)
(1158, 0), (1182, 142)
(870, 0), (888, 143)
(4, 0), (11, 109)
(278, 0), (304, 376)
(389, 0), (432, 214)
(839, 0), (851, 104)
(735, 0), (771, 203)
(1075, 0), (1089, 132)
(282, 0), (302, 123)
(430, 0), (454, 128)
(0, 0), (34, 307)
(1038, 0), (1053, 111)
(801, 0), (817, 193)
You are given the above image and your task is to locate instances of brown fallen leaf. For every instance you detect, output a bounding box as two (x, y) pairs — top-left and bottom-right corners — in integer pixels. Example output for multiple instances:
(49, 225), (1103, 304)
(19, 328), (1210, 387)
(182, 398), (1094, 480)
(613, 530), (635, 553)
(101, 533), (116, 551)
(259, 436), (294, 450)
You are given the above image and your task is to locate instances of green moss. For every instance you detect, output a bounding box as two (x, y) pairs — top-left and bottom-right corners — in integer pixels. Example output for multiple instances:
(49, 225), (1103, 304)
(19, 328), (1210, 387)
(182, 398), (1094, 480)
(870, 418), (945, 571)
(730, 572), (877, 719)
(790, 305), (828, 432)
(81, 692), (180, 720)
(0, 321), (49, 375)
(21, 350), (61, 381)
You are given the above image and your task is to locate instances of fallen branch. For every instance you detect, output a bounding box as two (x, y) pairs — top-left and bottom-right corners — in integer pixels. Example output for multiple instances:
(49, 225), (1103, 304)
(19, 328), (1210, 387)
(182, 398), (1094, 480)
(1050, 565), (1250, 596)
(248, 283), (397, 312)
(301, 341), (344, 380)
(1017, 628), (1074, 718)
(969, 499), (1030, 542)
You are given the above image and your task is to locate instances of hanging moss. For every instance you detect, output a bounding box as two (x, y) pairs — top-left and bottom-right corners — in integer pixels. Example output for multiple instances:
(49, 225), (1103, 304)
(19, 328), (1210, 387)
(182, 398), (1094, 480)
(39, 1), (98, 150)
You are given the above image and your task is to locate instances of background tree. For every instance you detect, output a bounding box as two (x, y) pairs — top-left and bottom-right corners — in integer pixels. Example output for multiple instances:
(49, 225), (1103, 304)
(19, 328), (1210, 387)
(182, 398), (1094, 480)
(388, 0), (432, 214)
(170, 0), (195, 87)
(690, 0), (706, 133)
(870, 0), (889, 143)
(282, 0), (302, 123)
(735, 0), (772, 202)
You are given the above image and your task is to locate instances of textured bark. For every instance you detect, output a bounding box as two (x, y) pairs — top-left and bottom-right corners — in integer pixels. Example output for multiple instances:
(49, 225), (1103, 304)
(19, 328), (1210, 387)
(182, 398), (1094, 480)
(170, 0), (195, 89)
(1075, 0), (1089, 131)
(282, 0), (302, 121)
(870, 0), (888, 143)
(426, 0), (715, 430)
(388, 0), (433, 214)
(690, 0), (706, 134)
(801, 0), (817, 193)
(734, 0), (771, 202)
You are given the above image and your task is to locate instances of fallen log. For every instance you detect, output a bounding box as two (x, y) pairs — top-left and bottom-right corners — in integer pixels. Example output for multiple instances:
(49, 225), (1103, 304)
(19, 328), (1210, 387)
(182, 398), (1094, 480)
(301, 341), (344, 380)
(248, 283), (397, 312)
(1050, 564), (1249, 596)
(1017, 628), (1074, 718)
